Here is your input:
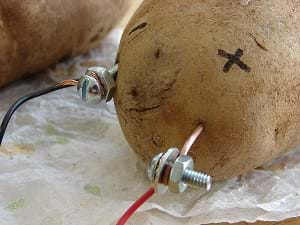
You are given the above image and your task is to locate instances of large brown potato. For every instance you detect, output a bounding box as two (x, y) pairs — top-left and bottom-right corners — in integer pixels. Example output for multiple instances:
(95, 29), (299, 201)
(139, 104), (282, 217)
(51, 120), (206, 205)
(0, 0), (129, 87)
(115, 0), (300, 181)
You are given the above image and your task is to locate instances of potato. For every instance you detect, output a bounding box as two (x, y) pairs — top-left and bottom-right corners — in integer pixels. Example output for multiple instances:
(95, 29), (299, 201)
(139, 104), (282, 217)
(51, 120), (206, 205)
(115, 0), (300, 181)
(0, 0), (129, 88)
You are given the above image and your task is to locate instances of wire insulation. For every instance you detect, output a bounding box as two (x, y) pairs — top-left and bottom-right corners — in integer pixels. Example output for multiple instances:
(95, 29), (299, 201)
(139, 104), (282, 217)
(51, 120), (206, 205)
(0, 81), (77, 146)
(116, 124), (205, 225)
(116, 187), (155, 225)
(0, 80), (205, 225)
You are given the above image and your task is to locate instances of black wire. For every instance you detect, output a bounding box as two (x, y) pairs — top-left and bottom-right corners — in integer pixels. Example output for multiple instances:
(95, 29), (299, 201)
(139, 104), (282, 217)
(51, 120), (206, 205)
(0, 83), (75, 146)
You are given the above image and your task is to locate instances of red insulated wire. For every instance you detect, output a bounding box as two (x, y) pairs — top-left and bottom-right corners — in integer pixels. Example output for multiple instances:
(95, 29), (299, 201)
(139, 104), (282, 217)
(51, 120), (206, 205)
(116, 187), (155, 225)
(116, 124), (204, 225)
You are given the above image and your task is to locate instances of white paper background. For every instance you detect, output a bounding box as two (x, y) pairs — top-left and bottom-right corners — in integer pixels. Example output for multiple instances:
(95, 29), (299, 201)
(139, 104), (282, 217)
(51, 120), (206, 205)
(0, 30), (299, 225)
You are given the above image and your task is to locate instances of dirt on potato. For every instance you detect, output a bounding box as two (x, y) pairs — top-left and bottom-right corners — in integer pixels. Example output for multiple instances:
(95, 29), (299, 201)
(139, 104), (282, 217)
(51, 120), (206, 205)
(115, 0), (300, 181)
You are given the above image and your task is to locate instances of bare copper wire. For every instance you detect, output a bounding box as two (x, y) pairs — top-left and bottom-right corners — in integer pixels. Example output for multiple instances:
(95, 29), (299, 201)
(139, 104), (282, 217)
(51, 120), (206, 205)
(56, 79), (78, 87)
(181, 124), (204, 156)
(160, 124), (204, 185)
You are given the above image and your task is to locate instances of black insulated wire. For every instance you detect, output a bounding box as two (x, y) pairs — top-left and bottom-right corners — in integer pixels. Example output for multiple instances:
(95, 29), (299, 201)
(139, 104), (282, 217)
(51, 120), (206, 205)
(0, 83), (76, 146)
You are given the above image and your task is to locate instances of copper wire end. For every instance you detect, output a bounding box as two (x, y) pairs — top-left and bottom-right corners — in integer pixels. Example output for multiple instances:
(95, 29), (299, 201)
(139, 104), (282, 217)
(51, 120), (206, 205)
(181, 124), (204, 156)
(56, 79), (78, 87)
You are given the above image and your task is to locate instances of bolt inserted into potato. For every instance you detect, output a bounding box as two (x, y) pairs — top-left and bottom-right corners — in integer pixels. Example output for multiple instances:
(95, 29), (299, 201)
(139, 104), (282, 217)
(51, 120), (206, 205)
(115, 0), (300, 181)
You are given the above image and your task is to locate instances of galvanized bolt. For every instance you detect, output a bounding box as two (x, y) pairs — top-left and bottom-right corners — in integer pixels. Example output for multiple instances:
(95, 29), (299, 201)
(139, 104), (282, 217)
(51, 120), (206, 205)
(181, 167), (212, 191)
(148, 148), (212, 193)
(77, 64), (118, 104)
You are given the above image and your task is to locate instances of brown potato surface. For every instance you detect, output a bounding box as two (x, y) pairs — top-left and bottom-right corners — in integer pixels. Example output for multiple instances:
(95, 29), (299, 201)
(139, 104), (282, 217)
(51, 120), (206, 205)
(115, 0), (300, 181)
(0, 0), (129, 87)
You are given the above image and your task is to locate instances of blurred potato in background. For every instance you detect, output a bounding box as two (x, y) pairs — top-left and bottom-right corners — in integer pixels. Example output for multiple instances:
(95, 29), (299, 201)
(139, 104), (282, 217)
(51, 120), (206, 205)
(0, 0), (132, 88)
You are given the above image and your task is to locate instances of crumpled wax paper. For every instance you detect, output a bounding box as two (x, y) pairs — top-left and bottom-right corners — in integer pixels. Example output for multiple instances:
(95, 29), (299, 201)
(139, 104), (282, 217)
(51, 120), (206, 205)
(0, 29), (299, 225)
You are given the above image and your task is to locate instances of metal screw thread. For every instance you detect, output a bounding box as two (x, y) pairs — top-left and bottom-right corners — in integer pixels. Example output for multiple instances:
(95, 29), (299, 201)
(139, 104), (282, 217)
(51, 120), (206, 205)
(182, 169), (212, 191)
(108, 64), (119, 80)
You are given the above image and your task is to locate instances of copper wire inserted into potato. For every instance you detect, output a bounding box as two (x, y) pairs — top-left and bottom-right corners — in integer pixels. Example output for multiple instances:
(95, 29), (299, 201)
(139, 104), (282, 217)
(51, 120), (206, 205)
(181, 124), (204, 156)
(159, 124), (205, 186)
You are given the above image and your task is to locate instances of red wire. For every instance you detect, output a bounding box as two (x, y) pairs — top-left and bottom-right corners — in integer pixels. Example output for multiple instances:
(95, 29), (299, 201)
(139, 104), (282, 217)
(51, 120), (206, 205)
(116, 187), (155, 225)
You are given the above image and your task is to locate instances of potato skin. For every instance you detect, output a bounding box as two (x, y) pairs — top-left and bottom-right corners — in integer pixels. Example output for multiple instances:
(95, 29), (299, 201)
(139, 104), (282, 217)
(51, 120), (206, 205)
(115, 0), (300, 180)
(0, 0), (129, 87)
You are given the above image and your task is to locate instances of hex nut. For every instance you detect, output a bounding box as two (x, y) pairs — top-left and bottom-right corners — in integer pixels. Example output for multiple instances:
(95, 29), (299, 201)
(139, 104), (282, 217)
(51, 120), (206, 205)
(169, 155), (194, 193)
(154, 148), (179, 185)
(87, 67), (116, 102)
(77, 73), (104, 104)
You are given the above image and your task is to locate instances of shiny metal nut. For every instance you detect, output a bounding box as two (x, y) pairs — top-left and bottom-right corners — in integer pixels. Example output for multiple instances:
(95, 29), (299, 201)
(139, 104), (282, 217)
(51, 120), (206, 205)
(87, 67), (116, 102)
(147, 152), (163, 182)
(147, 148), (179, 193)
(169, 155), (194, 193)
(77, 66), (117, 104)
(153, 148), (179, 187)
(77, 74), (104, 104)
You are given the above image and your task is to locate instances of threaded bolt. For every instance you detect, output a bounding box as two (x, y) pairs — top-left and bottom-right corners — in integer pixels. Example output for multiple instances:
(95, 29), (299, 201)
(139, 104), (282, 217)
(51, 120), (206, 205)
(77, 64), (118, 104)
(168, 154), (213, 193)
(182, 169), (212, 191)
(108, 64), (119, 80)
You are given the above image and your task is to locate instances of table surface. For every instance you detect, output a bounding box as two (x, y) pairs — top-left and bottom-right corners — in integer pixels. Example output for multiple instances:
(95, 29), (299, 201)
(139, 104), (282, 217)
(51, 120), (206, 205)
(210, 218), (299, 225)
